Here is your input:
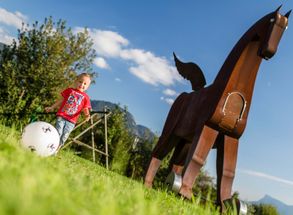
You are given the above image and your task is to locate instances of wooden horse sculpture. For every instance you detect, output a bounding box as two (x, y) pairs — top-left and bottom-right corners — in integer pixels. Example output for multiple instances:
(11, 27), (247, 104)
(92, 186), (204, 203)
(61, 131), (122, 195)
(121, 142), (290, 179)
(144, 6), (290, 211)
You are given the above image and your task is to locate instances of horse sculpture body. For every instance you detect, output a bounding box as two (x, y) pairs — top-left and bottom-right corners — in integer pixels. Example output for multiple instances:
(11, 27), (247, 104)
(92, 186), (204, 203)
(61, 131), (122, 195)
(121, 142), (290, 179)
(144, 7), (290, 212)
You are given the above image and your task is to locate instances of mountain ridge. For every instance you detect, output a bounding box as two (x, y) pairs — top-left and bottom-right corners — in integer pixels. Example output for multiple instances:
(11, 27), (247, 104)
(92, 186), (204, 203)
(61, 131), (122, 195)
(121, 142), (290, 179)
(91, 100), (156, 142)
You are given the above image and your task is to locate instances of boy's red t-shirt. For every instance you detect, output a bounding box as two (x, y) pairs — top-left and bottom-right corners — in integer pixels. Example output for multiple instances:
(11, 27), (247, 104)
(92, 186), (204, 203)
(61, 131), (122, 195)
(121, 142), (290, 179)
(56, 88), (91, 124)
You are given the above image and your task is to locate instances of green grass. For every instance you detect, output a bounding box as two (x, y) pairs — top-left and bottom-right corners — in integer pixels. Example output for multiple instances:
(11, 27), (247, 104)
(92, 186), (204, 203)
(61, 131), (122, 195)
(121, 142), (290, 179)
(0, 125), (221, 215)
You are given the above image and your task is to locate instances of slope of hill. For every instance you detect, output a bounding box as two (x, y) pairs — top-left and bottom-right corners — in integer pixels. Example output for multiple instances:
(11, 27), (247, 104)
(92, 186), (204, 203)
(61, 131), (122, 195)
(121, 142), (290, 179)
(252, 195), (293, 215)
(0, 125), (219, 215)
(91, 100), (156, 142)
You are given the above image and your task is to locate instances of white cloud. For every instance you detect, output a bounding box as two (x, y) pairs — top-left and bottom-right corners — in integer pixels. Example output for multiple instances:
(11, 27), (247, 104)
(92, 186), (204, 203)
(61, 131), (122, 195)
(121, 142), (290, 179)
(87, 28), (129, 57)
(121, 49), (181, 86)
(0, 8), (181, 88)
(115, 78), (121, 82)
(0, 8), (27, 29)
(165, 98), (175, 105)
(163, 88), (178, 96)
(75, 27), (183, 87)
(0, 8), (28, 45)
(160, 96), (174, 105)
(0, 27), (15, 44)
(0, 8), (181, 89)
(240, 169), (293, 186)
(94, 57), (110, 69)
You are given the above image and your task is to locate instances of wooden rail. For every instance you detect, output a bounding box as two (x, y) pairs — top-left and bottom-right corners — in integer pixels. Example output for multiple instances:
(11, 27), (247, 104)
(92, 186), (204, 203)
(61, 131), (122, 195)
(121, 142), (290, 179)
(62, 108), (111, 169)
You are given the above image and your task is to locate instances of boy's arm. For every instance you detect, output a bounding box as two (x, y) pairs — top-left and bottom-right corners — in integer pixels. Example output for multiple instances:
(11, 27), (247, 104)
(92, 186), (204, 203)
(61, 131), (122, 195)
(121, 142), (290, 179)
(83, 108), (91, 122)
(45, 99), (63, 112)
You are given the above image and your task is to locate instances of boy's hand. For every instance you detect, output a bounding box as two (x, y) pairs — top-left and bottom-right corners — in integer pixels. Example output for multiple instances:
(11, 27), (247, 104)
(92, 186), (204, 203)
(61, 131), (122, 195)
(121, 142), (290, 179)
(83, 108), (91, 122)
(85, 115), (91, 122)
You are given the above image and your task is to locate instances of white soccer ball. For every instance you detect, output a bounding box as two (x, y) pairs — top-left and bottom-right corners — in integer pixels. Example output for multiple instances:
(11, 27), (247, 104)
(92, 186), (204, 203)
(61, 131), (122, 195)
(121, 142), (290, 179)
(21, 121), (60, 157)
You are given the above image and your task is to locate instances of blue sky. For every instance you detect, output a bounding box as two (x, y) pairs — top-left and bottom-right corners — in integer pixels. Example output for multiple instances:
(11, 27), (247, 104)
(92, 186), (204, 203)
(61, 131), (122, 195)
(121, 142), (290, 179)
(1, 0), (293, 205)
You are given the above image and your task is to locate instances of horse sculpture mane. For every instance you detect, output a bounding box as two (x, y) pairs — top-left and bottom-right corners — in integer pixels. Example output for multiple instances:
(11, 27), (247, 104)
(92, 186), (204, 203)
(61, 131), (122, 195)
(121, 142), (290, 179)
(144, 6), (290, 213)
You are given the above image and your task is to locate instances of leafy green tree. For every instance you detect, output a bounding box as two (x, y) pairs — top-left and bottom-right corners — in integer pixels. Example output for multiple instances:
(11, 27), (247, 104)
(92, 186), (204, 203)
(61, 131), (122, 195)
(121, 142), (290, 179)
(105, 106), (133, 174)
(126, 136), (158, 180)
(77, 106), (134, 174)
(193, 169), (217, 203)
(0, 17), (96, 125)
(251, 203), (280, 215)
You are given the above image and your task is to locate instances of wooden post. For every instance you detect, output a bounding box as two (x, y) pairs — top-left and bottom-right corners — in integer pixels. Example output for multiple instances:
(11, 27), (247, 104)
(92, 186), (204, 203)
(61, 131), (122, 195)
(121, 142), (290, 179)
(60, 109), (110, 169)
(104, 106), (109, 170)
(91, 114), (95, 162)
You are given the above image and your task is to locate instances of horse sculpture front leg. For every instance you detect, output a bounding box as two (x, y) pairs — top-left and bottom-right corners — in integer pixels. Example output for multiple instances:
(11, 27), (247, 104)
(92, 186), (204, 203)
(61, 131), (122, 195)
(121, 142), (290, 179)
(179, 125), (218, 198)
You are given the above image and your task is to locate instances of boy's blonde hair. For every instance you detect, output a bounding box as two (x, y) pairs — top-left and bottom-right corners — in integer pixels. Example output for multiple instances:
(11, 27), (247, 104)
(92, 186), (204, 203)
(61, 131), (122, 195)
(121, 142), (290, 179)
(76, 73), (91, 81)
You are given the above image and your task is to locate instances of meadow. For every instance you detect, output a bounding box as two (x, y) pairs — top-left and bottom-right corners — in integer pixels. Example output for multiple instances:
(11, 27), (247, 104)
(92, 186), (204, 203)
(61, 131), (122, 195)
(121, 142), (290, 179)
(0, 125), (222, 215)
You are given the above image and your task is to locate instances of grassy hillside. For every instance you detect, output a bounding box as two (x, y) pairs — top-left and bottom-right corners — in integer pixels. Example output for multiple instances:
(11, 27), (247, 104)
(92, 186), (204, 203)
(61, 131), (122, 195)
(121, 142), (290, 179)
(0, 125), (220, 215)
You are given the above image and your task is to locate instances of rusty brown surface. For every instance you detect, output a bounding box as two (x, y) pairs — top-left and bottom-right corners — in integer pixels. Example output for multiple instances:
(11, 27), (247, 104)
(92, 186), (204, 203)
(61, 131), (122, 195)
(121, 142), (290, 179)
(144, 7), (289, 211)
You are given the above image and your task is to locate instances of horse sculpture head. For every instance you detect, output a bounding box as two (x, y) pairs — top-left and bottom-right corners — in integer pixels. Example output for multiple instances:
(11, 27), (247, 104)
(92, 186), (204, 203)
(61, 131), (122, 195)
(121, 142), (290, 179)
(259, 6), (291, 60)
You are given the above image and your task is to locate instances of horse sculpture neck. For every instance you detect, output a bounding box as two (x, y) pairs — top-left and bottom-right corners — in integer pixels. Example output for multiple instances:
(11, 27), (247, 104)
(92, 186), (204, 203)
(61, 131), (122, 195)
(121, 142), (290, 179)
(212, 12), (273, 93)
(207, 11), (287, 138)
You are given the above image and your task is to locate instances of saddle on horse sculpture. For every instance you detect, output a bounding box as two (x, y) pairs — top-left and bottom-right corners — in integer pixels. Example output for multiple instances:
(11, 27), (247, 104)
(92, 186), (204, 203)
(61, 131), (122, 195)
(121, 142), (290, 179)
(144, 6), (290, 213)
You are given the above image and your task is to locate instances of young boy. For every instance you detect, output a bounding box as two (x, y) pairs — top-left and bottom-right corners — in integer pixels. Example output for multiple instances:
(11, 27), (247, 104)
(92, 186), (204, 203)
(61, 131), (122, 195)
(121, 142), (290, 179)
(45, 73), (92, 150)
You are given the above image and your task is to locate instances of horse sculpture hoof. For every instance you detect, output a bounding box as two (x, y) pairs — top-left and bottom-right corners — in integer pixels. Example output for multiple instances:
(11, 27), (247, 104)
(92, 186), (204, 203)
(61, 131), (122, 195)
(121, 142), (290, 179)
(223, 198), (248, 215)
(165, 171), (182, 193)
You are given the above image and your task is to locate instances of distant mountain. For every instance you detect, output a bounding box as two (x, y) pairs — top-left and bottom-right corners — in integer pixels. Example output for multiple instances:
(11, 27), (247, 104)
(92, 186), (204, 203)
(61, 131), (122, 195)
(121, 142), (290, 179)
(91, 100), (156, 142)
(251, 195), (293, 215)
(136, 124), (156, 143)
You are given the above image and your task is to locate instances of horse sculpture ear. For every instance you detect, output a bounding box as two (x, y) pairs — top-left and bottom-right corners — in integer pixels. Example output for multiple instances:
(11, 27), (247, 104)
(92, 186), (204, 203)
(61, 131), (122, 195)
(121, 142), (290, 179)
(285, 10), (292, 18)
(275, 5), (282, 12)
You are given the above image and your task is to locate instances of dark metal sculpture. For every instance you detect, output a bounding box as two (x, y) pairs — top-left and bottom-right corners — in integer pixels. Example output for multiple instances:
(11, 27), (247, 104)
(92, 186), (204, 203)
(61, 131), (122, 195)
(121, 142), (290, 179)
(144, 6), (290, 212)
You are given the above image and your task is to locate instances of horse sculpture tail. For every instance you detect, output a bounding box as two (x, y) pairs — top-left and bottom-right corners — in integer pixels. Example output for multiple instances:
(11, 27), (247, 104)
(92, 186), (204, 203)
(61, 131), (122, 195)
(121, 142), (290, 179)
(173, 52), (207, 91)
(151, 53), (208, 159)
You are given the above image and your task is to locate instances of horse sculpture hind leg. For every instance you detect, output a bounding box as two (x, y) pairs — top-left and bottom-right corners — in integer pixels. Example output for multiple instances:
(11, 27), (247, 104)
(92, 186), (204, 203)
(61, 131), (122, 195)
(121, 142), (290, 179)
(144, 157), (161, 188)
(164, 141), (191, 191)
(144, 134), (182, 188)
(169, 142), (191, 175)
(144, 92), (190, 188)
(144, 137), (189, 189)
